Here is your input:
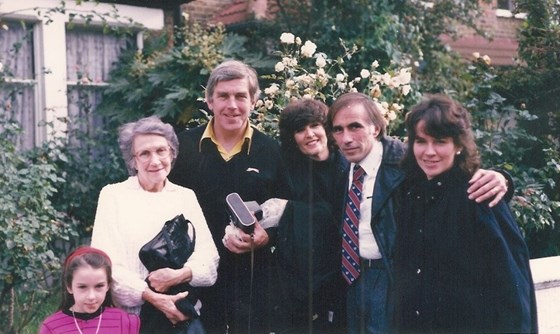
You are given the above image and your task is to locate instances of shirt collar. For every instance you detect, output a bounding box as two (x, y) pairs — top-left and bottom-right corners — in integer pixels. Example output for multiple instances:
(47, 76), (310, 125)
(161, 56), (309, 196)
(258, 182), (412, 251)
(353, 138), (383, 176)
(199, 118), (253, 156)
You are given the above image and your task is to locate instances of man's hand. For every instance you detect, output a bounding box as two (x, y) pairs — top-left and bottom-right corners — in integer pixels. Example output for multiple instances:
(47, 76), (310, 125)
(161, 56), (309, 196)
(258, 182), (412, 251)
(468, 169), (508, 207)
(222, 222), (269, 254)
(143, 289), (189, 324)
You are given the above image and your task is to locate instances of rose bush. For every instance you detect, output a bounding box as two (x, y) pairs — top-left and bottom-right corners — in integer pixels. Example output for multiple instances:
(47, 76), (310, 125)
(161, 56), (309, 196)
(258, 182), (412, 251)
(253, 32), (419, 138)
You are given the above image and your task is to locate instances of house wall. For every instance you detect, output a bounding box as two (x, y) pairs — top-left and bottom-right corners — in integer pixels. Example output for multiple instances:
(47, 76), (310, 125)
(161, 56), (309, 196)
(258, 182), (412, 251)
(443, 0), (523, 65)
(0, 1), (164, 145)
(183, 0), (237, 23)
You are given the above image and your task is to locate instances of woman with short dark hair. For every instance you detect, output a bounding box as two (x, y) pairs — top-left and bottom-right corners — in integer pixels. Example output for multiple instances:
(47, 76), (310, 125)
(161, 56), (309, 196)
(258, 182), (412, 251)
(274, 98), (348, 333)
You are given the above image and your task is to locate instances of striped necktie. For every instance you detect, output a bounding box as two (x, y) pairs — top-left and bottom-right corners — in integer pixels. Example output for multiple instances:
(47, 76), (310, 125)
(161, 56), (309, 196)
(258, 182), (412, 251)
(342, 164), (365, 284)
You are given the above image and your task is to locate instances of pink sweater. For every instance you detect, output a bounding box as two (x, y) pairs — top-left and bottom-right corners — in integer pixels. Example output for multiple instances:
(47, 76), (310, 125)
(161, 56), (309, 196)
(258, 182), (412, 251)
(39, 307), (140, 334)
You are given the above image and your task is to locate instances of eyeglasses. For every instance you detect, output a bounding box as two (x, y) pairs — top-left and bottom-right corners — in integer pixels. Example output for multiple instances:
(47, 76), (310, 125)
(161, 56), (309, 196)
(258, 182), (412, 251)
(134, 146), (172, 162)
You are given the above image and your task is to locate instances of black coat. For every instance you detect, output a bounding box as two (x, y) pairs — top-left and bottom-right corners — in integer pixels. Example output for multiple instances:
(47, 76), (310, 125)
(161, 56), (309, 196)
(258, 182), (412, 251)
(168, 124), (293, 333)
(277, 150), (347, 287)
(274, 150), (348, 329)
(333, 136), (407, 281)
(393, 166), (538, 333)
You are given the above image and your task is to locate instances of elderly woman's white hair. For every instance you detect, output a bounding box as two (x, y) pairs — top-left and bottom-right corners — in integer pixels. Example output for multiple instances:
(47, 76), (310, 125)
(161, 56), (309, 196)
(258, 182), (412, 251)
(118, 116), (179, 176)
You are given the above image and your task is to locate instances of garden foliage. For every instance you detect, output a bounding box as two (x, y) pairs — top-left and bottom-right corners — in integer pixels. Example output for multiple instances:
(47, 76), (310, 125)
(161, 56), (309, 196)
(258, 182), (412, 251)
(1, 1), (560, 332)
(0, 114), (77, 333)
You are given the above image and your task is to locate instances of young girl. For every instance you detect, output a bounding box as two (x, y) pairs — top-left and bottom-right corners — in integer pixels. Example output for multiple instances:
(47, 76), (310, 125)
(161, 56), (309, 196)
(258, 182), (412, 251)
(39, 246), (140, 334)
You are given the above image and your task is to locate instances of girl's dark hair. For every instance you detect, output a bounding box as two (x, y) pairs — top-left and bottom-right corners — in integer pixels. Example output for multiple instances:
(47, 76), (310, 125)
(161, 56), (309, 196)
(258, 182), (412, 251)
(59, 246), (114, 310)
(401, 94), (480, 176)
(279, 99), (333, 159)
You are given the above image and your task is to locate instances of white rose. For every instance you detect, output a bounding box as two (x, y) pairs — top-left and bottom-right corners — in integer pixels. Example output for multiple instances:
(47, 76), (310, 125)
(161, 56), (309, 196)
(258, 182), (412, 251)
(265, 100), (274, 110)
(280, 32), (295, 44)
(371, 60), (380, 69)
(299, 74), (314, 86)
(360, 69), (370, 78)
(283, 56), (297, 67)
(295, 37), (302, 45)
(396, 68), (412, 85)
(275, 62), (285, 72)
(316, 56), (327, 68)
(318, 76), (328, 86)
(264, 83), (280, 95)
(300, 41), (317, 58)
(401, 84), (411, 96)
(286, 79), (296, 89)
(336, 73), (345, 82)
(382, 73), (392, 86)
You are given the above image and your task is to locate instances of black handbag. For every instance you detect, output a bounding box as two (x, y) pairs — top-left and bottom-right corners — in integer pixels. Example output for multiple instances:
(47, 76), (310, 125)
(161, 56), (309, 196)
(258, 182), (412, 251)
(138, 214), (205, 334)
(139, 214), (196, 271)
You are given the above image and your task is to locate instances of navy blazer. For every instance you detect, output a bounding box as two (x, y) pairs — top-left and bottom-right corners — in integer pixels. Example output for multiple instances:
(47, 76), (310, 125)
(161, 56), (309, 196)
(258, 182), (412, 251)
(334, 136), (406, 281)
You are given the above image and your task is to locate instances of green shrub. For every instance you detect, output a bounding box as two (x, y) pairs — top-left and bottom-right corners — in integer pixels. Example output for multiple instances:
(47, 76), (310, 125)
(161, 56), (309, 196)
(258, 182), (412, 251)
(49, 115), (127, 239)
(97, 16), (271, 129)
(0, 114), (77, 333)
(463, 57), (560, 256)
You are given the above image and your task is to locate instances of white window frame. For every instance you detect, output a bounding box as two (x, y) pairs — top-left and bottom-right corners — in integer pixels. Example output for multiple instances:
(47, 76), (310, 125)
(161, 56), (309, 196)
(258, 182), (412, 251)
(496, 0), (527, 19)
(0, 0), (163, 145)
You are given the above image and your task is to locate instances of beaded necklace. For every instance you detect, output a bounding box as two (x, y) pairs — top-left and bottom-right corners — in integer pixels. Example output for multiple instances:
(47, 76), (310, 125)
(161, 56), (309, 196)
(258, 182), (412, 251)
(71, 306), (103, 334)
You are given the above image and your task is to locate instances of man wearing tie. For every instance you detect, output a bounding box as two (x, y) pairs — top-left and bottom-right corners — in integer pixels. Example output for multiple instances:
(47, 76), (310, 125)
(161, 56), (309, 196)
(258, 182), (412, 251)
(327, 92), (510, 334)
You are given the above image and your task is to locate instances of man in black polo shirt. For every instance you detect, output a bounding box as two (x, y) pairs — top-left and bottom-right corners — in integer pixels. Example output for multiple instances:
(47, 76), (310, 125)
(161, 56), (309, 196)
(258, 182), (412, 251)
(169, 60), (291, 334)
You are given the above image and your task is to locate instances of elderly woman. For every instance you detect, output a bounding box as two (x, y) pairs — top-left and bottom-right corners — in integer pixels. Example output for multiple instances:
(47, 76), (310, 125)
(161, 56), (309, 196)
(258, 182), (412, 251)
(393, 95), (537, 333)
(91, 116), (219, 334)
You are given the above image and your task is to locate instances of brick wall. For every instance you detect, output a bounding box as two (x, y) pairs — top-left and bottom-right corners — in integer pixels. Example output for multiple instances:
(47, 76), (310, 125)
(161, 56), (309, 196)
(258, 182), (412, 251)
(453, 0), (521, 40)
(182, 0), (237, 23)
(442, 0), (522, 65)
(182, 0), (274, 25)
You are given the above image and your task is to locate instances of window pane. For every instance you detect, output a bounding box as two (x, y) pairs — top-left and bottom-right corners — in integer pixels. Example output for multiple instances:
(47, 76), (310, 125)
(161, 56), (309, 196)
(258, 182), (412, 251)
(66, 86), (105, 143)
(65, 26), (133, 145)
(497, 0), (513, 10)
(66, 26), (130, 83)
(0, 20), (36, 150)
(0, 20), (34, 79)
